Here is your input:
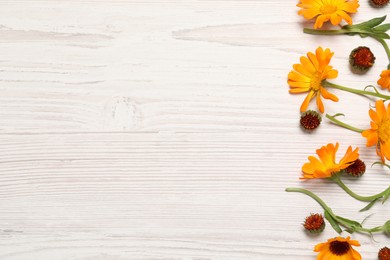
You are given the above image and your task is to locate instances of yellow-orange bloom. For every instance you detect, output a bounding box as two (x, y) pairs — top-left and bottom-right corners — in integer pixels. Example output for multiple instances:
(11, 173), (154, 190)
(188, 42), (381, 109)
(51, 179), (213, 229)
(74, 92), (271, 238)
(302, 143), (359, 179)
(314, 236), (361, 260)
(297, 0), (359, 29)
(362, 100), (390, 162)
(288, 47), (339, 113)
(378, 69), (390, 90)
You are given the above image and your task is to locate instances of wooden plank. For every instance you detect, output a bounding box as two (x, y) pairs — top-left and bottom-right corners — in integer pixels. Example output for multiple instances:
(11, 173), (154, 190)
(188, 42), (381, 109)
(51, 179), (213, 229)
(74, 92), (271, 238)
(0, 0), (389, 259)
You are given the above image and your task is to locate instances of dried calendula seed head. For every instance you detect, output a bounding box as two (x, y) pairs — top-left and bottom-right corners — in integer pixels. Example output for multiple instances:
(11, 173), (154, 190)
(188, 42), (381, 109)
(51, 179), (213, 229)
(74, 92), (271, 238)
(370, 0), (389, 7)
(344, 159), (366, 177)
(378, 247), (390, 260)
(303, 213), (325, 233)
(349, 46), (375, 73)
(300, 110), (321, 130)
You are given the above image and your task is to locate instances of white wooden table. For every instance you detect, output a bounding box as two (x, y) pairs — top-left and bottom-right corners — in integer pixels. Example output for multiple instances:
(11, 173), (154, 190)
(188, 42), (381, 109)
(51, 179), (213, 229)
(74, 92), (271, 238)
(1, 1), (390, 259)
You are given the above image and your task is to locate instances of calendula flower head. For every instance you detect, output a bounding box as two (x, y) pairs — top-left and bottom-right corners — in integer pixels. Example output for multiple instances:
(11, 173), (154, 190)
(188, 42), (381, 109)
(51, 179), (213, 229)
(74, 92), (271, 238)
(344, 159), (366, 177)
(379, 247), (390, 260)
(314, 236), (361, 260)
(288, 47), (339, 113)
(300, 110), (322, 130)
(297, 0), (359, 29)
(378, 69), (390, 90)
(349, 46), (375, 73)
(302, 143), (359, 179)
(303, 213), (325, 233)
(362, 100), (390, 162)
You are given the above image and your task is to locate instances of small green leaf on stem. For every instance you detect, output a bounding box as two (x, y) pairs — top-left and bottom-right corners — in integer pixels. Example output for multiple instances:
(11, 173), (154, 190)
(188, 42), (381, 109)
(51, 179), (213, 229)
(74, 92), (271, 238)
(373, 23), (390, 33)
(345, 16), (387, 30)
(360, 198), (380, 212)
(325, 211), (342, 233)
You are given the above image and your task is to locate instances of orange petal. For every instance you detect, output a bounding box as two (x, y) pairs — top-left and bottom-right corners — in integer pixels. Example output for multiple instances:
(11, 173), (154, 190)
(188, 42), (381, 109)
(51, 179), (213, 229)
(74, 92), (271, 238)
(320, 87), (339, 102)
(316, 93), (324, 113)
(376, 100), (386, 120)
(362, 130), (378, 147)
(300, 91), (314, 112)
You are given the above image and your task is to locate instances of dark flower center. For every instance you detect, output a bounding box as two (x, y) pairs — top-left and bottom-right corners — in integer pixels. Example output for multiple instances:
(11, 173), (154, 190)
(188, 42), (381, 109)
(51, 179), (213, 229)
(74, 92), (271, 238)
(345, 159), (366, 177)
(300, 110), (321, 130)
(329, 241), (350, 255)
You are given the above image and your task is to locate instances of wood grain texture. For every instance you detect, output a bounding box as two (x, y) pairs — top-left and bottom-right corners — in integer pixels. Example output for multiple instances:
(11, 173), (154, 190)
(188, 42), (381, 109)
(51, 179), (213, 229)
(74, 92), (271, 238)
(1, 1), (390, 259)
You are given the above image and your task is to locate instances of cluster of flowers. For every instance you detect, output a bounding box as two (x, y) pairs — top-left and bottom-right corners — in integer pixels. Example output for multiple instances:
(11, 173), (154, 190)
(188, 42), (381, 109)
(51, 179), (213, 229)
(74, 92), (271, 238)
(286, 0), (390, 259)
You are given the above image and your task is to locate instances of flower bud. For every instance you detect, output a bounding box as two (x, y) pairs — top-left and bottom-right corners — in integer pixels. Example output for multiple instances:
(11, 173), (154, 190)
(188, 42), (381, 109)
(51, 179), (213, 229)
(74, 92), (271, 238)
(300, 110), (321, 130)
(378, 247), (390, 260)
(349, 46), (375, 73)
(370, 0), (389, 7)
(303, 213), (325, 233)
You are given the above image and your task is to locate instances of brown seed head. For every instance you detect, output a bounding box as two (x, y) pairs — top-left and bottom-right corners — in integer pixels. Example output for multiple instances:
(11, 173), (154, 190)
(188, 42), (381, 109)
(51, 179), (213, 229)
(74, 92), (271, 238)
(300, 110), (321, 130)
(378, 247), (390, 260)
(344, 159), (366, 177)
(370, 0), (389, 7)
(349, 46), (375, 73)
(303, 213), (325, 233)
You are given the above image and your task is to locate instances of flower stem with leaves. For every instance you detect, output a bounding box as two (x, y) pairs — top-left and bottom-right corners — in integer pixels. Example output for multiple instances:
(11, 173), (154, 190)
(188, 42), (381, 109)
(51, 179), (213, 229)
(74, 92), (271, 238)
(286, 187), (390, 234)
(330, 173), (390, 211)
(304, 16), (390, 64)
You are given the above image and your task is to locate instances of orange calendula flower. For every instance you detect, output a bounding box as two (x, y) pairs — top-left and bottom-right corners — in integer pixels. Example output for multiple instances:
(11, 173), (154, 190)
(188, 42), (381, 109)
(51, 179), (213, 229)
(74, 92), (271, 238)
(302, 143), (359, 179)
(288, 47), (338, 113)
(378, 69), (390, 90)
(314, 236), (361, 260)
(297, 0), (359, 29)
(362, 100), (390, 162)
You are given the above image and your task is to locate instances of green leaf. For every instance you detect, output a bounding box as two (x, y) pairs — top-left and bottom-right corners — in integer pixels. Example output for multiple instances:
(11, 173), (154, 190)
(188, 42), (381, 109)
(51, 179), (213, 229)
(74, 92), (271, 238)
(360, 198), (380, 212)
(358, 33), (369, 38)
(348, 16), (387, 29)
(382, 188), (390, 204)
(374, 32), (390, 39)
(336, 215), (362, 228)
(330, 113), (345, 117)
(373, 23), (390, 32)
(325, 211), (342, 233)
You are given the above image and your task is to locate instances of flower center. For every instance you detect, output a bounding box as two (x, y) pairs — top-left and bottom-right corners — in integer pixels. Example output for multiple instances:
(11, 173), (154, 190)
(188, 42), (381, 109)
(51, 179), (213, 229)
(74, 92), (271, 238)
(329, 241), (350, 255)
(320, 4), (337, 14)
(378, 119), (390, 142)
(310, 73), (322, 91)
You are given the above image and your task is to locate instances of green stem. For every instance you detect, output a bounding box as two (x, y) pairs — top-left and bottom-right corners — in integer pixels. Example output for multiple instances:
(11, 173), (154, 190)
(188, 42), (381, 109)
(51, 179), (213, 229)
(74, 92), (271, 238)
(323, 81), (390, 100)
(325, 114), (363, 133)
(331, 174), (390, 202)
(286, 187), (384, 234)
(285, 187), (333, 213)
(303, 28), (348, 36)
(371, 36), (390, 63)
(304, 27), (390, 66)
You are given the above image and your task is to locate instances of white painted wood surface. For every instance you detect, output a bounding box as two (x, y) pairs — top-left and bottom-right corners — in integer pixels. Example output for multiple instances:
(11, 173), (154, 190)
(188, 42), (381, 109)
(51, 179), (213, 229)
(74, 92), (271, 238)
(1, 1), (390, 259)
